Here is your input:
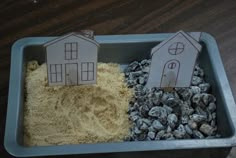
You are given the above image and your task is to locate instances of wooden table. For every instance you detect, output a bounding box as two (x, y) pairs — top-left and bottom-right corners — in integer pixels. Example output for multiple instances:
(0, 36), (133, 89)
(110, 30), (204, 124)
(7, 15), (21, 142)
(1, 0), (236, 157)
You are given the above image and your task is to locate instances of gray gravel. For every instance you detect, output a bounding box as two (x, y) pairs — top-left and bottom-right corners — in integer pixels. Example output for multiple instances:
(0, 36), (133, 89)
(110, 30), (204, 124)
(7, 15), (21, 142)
(125, 59), (220, 141)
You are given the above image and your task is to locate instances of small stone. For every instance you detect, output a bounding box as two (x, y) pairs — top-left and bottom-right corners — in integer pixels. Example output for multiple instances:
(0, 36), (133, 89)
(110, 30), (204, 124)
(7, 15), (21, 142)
(147, 131), (156, 140)
(139, 104), (149, 117)
(166, 97), (180, 107)
(173, 91), (180, 99)
(207, 111), (213, 122)
(202, 93), (216, 105)
(181, 115), (189, 124)
(190, 86), (201, 95)
(195, 106), (208, 118)
(152, 120), (165, 130)
(184, 124), (193, 135)
(142, 118), (152, 126)
(126, 79), (137, 87)
(198, 67), (204, 77)
(134, 127), (142, 134)
(208, 102), (216, 113)
(211, 120), (216, 127)
(206, 136), (216, 139)
(138, 97), (147, 104)
(142, 67), (150, 73)
(128, 105), (137, 113)
(155, 130), (165, 140)
(212, 112), (216, 119)
(125, 72), (130, 77)
(140, 123), (149, 131)
(180, 102), (194, 115)
(162, 133), (174, 139)
(130, 71), (143, 78)
(136, 118), (143, 127)
(135, 91), (143, 98)
(140, 59), (149, 66)
(151, 87), (161, 93)
(148, 126), (156, 132)
(150, 91), (163, 106)
(146, 100), (154, 109)
(137, 133), (147, 141)
(163, 105), (173, 114)
(161, 93), (169, 103)
(129, 112), (139, 122)
(193, 130), (205, 139)
(134, 84), (144, 91)
(161, 92), (180, 107)
(166, 126), (172, 133)
(173, 127), (186, 139)
(167, 114), (178, 129)
(191, 76), (203, 86)
(138, 77), (145, 85)
(177, 88), (193, 101)
(192, 94), (201, 105)
(199, 123), (216, 136)
(129, 61), (139, 71)
(133, 102), (139, 108)
(185, 99), (192, 107)
(143, 75), (149, 83)
(177, 124), (186, 133)
(188, 120), (198, 130)
(148, 106), (167, 124)
(194, 65), (204, 77)
(199, 83), (210, 93)
(190, 114), (207, 123)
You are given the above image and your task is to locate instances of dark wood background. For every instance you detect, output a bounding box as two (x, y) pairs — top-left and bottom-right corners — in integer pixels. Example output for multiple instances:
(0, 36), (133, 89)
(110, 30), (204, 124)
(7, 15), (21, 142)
(1, 0), (236, 157)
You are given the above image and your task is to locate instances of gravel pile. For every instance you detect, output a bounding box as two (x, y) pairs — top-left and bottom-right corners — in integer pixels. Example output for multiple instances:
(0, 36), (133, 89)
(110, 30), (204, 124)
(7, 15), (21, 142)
(124, 59), (221, 141)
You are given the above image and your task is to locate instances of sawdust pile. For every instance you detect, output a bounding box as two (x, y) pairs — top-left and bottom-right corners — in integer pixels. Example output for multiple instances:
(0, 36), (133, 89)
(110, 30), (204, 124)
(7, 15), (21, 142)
(24, 61), (133, 146)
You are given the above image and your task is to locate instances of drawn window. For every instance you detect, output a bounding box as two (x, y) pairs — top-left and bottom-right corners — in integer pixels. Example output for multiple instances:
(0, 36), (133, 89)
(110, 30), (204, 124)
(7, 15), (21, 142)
(50, 64), (62, 83)
(81, 62), (94, 81)
(168, 42), (185, 55)
(65, 42), (78, 60)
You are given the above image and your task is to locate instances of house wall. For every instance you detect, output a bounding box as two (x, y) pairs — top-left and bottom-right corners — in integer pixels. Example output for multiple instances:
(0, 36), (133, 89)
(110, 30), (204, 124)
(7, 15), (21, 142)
(46, 35), (98, 86)
(77, 38), (98, 85)
(147, 37), (198, 88)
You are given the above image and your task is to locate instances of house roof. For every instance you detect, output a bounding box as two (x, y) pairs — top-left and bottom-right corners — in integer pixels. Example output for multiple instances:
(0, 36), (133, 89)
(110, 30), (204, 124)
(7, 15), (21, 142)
(43, 32), (100, 47)
(151, 30), (202, 56)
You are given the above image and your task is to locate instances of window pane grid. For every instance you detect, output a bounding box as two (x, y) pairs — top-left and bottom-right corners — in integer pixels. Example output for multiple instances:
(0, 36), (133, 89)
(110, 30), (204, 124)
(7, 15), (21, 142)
(50, 64), (62, 83)
(81, 62), (94, 81)
(65, 43), (78, 60)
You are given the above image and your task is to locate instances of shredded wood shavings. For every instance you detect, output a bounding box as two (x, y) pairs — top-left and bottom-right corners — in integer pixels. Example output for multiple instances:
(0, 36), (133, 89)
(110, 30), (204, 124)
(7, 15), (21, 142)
(24, 61), (133, 146)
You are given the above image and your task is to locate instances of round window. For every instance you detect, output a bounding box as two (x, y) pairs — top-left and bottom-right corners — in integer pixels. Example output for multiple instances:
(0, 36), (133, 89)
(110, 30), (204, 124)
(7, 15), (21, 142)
(168, 42), (185, 55)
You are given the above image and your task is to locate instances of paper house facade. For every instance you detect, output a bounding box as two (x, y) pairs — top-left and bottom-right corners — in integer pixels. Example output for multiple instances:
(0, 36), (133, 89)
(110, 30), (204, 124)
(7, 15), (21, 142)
(44, 31), (99, 86)
(146, 31), (202, 88)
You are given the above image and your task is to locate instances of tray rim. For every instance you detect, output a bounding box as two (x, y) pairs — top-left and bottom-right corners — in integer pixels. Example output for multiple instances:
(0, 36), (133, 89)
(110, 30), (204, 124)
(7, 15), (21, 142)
(4, 32), (236, 157)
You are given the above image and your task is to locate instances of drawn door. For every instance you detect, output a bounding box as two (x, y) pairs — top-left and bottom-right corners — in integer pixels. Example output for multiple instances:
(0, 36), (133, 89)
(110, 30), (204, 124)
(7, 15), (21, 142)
(65, 63), (78, 85)
(160, 60), (180, 87)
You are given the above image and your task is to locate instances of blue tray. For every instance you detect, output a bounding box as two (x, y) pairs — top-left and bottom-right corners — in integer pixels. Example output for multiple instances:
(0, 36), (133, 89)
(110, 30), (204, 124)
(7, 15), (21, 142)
(4, 33), (236, 157)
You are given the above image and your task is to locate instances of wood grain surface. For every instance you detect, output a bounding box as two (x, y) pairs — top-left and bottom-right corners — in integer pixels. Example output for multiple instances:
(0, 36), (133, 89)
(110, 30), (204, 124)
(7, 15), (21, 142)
(1, 0), (236, 157)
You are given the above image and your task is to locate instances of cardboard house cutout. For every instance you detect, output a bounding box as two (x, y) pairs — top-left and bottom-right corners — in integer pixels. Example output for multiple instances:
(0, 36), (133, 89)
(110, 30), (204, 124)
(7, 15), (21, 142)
(44, 31), (100, 86)
(146, 31), (202, 88)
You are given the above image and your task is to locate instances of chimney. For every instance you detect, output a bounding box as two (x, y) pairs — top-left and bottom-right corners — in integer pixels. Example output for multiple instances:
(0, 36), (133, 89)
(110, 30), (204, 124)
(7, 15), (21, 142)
(80, 30), (94, 39)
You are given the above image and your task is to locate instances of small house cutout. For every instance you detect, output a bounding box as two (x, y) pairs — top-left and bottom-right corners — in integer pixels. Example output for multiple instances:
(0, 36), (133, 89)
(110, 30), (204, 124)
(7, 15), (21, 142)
(44, 31), (100, 86)
(146, 31), (202, 88)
